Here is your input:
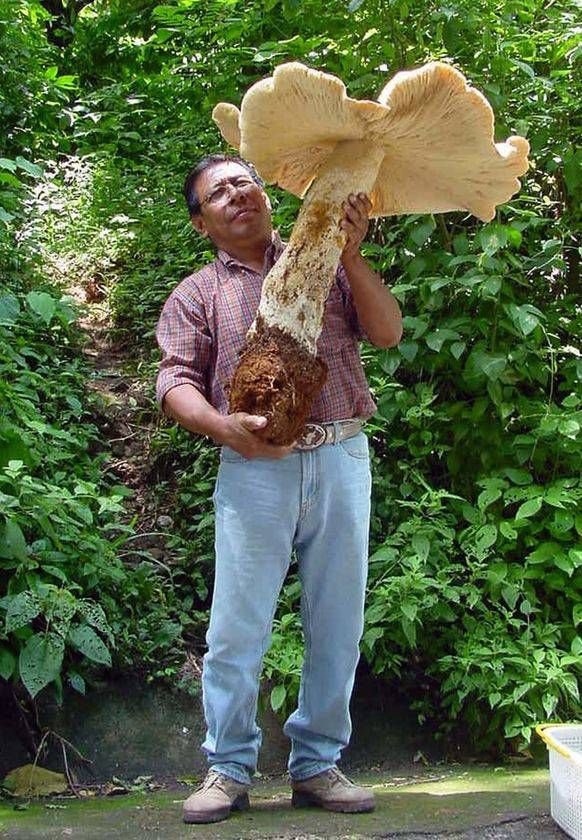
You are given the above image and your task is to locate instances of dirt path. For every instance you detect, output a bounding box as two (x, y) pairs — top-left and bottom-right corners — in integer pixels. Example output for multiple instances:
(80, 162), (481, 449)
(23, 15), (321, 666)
(77, 297), (175, 565)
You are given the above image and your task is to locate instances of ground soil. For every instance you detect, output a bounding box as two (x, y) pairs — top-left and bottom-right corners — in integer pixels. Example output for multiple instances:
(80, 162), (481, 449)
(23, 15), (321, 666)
(0, 767), (563, 839)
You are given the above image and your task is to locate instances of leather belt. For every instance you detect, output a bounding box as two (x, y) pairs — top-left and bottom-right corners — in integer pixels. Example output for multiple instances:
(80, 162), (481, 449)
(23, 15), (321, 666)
(294, 419), (364, 451)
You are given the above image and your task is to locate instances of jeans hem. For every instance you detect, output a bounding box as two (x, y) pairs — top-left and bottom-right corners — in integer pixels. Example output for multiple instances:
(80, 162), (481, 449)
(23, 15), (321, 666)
(209, 763), (252, 786)
(289, 761), (336, 782)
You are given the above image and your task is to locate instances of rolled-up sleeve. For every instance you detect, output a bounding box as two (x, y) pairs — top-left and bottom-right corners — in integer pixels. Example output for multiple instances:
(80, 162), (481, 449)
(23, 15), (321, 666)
(336, 265), (367, 341)
(155, 288), (212, 407)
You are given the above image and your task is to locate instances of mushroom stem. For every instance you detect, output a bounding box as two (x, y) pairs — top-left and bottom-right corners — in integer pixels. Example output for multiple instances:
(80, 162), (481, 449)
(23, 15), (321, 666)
(228, 140), (385, 444)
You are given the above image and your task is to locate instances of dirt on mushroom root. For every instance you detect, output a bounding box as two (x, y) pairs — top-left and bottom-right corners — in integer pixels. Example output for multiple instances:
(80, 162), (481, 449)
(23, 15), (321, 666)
(229, 320), (327, 445)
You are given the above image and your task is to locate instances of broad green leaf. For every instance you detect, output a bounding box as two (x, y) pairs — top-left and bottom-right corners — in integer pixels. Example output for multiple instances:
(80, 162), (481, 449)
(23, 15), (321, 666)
(401, 601), (418, 622)
(425, 329), (460, 352)
(402, 316), (428, 339)
(270, 684), (286, 711)
(464, 348), (507, 385)
(478, 488), (502, 510)
(499, 521), (517, 540)
(563, 147), (582, 197)
(558, 420), (580, 439)
(19, 633), (64, 698)
(452, 233), (470, 254)
(502, 585), (519, 610)
(554, 555), (574, 576)
(527, 542), (563, 565)
(542, 692), (558, 717)
(401, 616), (416, 647)
(68, 671), (86, 694)
(479, 224), (508, 256)
(399, 341), (418, 362)
(54, 75), (77, 90)
(573, 605), (582, 627)
(551, 511), (574, 534)
(67, 625), (112, 666)
(15, 157), (43, 178)
(26, 292), (56, 325)
(504, 468), (533, 486)
(450, 341), (466, 360)
(365, 603), (388, 624)
(409, 216), (436, 247)
(77, 601), (113, 643)
(5, 591), (40, 633)
(544, 486), (570, 508)
(412, 534), (430, 562)
(509, 304), (541, 336)
(511, 58), (535, 79)
(482, 277), (502, 297)
(472, 524), (498, 557)
(0, 646), (16, 679)
(487, 563), (508, 586)
(515, 497), (543, 520)
(489, 692), (501, 708)
(41, 588), (77, 637)
(0, 158), (17, 172)
(0, 519), (28, 561)
(362, 626), (383, 649)
(0, 293), (20, 324)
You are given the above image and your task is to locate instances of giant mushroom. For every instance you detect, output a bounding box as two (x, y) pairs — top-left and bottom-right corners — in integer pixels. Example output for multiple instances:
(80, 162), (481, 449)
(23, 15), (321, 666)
(212, 62), (529, 445)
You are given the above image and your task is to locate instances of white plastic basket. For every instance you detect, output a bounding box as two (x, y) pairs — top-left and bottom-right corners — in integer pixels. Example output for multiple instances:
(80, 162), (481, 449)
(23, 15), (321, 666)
(537, 723), (582, 840)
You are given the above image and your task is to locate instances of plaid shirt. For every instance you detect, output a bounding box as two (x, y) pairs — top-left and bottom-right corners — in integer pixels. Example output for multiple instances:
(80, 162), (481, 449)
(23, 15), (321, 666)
(155, 233), (377, 423)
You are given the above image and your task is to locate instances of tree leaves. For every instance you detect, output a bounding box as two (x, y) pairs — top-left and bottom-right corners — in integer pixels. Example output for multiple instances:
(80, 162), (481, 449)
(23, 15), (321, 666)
(19, 633), (64, 698)
(67, 625), (112, 667)
(26, 292), (57, 325)
(4, 592), (40, 633)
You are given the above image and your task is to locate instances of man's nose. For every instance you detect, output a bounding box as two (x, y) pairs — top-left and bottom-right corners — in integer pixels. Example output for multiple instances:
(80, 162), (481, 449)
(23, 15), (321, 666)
(228, 185), (247, 202)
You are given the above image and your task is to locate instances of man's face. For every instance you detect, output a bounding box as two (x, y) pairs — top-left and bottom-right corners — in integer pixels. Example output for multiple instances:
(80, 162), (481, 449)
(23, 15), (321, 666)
(191, 161), (272, 251)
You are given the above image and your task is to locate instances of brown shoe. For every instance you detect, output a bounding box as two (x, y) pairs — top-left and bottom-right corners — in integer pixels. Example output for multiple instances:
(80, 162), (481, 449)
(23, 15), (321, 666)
(182, 770), (250, 824)
(291, 767), (375, 813)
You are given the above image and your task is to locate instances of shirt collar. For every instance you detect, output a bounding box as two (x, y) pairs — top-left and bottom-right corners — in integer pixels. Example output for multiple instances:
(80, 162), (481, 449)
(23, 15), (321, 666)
(216, 231), (285, 274)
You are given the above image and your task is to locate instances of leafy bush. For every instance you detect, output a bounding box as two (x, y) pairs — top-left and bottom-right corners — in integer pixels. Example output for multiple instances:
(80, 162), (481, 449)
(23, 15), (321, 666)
(0, 284), (185, 702)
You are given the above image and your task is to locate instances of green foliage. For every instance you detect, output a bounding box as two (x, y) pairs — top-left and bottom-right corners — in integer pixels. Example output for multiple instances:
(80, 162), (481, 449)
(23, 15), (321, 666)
(2, 0), (580, 753)
(261, 581), (304, 718)
(0, 280), (187, 701)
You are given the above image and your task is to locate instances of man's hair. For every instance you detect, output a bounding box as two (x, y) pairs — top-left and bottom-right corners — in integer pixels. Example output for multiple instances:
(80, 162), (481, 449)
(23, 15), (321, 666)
(183, 154), (263, 217)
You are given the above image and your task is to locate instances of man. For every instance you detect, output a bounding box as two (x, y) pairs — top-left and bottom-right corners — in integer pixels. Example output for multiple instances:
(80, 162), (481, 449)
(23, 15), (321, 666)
(156, 154), (403, 824)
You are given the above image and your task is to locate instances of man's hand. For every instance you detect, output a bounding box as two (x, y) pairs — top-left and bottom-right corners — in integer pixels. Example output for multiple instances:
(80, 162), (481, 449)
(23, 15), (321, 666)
(220, 413), (295, 459)
(340, 193), (371, 263)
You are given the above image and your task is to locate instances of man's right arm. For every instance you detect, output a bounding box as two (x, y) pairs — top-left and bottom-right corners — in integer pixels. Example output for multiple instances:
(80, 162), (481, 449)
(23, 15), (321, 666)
(163, 384), (292, 460)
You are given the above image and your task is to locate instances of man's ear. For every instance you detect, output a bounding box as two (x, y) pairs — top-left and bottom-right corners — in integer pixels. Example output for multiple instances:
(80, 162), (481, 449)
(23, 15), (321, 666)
(262, 190), (272, 212)
(191, 215), (207, 237)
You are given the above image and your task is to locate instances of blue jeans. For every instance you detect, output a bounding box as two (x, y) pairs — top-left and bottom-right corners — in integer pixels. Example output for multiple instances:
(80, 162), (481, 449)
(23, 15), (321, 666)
(201, 432), (372, 785)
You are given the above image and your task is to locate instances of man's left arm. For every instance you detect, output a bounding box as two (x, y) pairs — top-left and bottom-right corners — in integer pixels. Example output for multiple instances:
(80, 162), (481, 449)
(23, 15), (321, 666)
(340, 193), (403, 349)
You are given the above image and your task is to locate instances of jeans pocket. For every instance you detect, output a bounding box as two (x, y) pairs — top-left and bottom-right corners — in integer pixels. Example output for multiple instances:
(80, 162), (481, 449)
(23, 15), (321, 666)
(339, 432), (369, 460)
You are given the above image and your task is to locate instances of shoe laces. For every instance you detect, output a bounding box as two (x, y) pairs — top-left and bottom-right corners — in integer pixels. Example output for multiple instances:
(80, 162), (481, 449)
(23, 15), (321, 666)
(325, 767), (354, 788)
(200, 770), (230, 793)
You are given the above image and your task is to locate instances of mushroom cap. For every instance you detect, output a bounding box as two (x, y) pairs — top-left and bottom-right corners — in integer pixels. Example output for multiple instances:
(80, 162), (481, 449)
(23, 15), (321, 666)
(212, 61), (530, 222)
(211, 102), (241, 150)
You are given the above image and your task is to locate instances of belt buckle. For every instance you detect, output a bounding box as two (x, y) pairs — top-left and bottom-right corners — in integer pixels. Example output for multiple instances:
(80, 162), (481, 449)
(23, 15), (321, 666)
(297, 423), (327, 450)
